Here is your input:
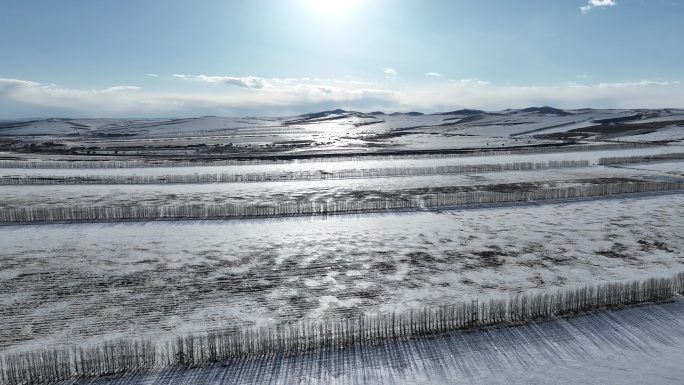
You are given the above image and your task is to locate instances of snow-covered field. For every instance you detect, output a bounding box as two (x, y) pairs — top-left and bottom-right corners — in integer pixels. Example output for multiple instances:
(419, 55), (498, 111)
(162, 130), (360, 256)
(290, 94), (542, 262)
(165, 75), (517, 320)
(618, 124), (684, 143)
(2, 193), (683, 355)
(1, 107), (683, 384)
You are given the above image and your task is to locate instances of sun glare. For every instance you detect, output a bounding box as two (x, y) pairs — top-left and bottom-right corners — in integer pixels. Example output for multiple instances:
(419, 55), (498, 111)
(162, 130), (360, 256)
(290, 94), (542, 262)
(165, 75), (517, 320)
(302, 0), (362, 18)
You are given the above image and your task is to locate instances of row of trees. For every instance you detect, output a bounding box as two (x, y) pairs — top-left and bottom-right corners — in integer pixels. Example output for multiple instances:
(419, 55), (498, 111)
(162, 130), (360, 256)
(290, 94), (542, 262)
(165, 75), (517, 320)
(421, 181), (684, 207)
(0, 142), (654, 169)
(598, 152), (684, 165)
(2, 274), (683, 384)
(0, 340), (154, 385)
(508, 141), (653, 154)
(1, 181), (681, 223)
(0, 161), (590, 186)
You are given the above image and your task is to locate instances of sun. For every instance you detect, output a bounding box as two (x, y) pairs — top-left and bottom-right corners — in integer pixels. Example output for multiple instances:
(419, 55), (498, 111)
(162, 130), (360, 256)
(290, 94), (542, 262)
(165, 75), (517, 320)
(302, 0), (362, 18)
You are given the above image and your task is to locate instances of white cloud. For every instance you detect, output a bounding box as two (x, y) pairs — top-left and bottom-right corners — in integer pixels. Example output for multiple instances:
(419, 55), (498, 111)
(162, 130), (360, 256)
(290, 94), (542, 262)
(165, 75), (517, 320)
(0, 78), (41, 91)
(581, 0), (617, 14)
(0, 77), (395, 117)
(598, 80), (677, 87)
(0, 78), (151, 117)
(425, 72), (443, 77)
(146, 73), (159, 77)
(569, 80), (678, 88)
(456, 78), (492, 85)
(382, 68), (397, 77)
(223, 77), (267, 89)
(172, 74), (300, 89)
(172, 74), (379, 94)
(105, 86), (142, 92)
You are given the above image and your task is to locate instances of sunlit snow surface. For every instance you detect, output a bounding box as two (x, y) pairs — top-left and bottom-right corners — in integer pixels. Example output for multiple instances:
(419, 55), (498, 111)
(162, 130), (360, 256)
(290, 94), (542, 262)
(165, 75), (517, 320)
(64, 301), (684, 385)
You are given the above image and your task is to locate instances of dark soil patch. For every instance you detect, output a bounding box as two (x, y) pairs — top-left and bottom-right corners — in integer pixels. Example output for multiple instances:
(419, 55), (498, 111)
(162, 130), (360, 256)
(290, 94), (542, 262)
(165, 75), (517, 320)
(374, 261), (398, 274)
(355, 290), (381, 300)
(403, 251), (440, 268)
(471, 248), (506, 268)
(597, 249), (635, 260)
(638, 239), (676, 253)
(597, 243), (637, 261)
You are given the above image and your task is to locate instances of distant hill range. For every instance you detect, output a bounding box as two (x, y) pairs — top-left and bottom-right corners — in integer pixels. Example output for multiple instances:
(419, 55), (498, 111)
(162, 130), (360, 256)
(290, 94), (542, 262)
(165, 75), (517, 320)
(1, 106), (682, 141)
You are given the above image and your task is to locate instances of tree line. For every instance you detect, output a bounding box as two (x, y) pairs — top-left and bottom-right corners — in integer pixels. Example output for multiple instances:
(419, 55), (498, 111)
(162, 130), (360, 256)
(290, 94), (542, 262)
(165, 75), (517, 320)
(0, 161), (590, 186)
(598, 152), (684, 165)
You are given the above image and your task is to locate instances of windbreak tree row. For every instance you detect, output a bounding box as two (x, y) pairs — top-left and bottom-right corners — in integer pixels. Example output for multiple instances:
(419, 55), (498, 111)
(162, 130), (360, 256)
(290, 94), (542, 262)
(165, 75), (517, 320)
(420, 181), (684, 207)
(598, 152), (684, 165)
(2, 274), (683, 385)
(0, 142), (654, 169)
(0, 161), (590, 185)
(0, 340), (154, 385)
(1, 181), (682, 223)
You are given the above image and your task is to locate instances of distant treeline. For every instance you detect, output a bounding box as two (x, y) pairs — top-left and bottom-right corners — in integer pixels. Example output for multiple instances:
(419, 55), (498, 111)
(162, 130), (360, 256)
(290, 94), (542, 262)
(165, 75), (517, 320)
(0, 142), (655, 169)
(1, 181), (682, 223)
(598, 152), (684, 165)
(2, 274), (683, 385)
(0, 161), (589, 186)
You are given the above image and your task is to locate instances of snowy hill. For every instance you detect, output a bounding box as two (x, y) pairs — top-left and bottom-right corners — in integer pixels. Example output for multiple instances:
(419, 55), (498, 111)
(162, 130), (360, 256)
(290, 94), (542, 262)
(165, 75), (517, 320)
(1, 107), (682, 160)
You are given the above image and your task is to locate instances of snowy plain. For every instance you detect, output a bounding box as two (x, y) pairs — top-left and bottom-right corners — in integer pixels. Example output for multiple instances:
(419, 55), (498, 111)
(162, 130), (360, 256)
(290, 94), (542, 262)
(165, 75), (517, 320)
(1, 107), (684, 384)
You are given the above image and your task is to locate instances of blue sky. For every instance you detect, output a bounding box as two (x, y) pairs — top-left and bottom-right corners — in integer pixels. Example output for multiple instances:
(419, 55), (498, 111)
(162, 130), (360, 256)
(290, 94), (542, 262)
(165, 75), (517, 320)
(1, 0), (682, 118)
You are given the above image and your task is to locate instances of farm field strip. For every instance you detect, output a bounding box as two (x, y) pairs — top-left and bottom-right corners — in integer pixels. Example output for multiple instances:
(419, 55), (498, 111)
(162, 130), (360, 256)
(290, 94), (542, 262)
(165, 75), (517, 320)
(1, 193), (683, 354)
(2, 165), (681, 211)
(0, 166), (682, 210)
(0, 146), (676, 178)
(2, 182), (682, 222)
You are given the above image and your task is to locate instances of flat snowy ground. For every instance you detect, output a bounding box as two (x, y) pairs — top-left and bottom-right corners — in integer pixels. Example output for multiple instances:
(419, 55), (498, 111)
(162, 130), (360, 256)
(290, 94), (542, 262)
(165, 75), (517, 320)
(2, 193), (683, 354)
(64, 300), (684, 385)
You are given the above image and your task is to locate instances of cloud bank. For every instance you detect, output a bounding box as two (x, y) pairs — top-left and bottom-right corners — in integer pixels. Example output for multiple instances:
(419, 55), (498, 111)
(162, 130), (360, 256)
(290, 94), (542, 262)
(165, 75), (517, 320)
(0, 76), (682, 118)
(172, 74), (285, 89)
(581, 0), (617, 14)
